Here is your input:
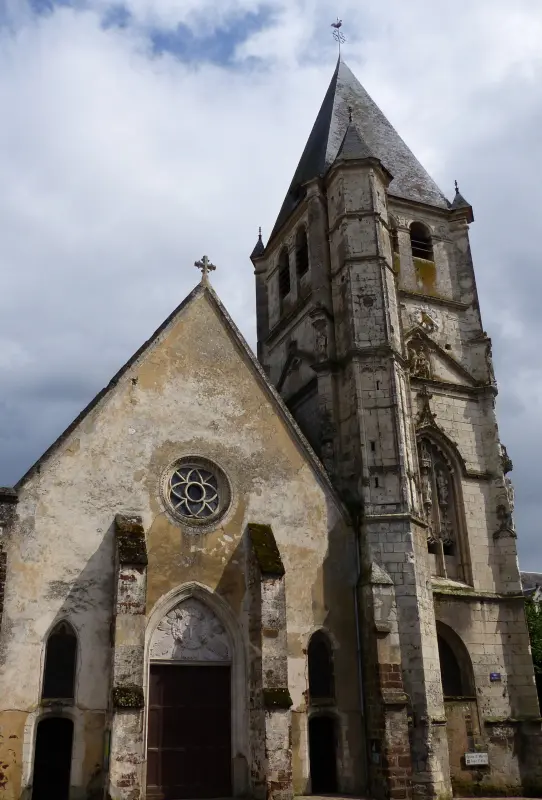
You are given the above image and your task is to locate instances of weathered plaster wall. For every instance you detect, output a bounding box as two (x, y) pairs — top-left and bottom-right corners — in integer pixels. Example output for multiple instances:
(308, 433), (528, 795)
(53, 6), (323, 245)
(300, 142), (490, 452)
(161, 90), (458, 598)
(0, 290), (362, 798)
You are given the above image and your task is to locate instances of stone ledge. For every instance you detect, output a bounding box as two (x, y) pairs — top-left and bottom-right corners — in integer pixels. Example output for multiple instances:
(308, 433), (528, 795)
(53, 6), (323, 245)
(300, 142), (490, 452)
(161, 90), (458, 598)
(433, 585), (524, 602)
(381, 689), (409, 706)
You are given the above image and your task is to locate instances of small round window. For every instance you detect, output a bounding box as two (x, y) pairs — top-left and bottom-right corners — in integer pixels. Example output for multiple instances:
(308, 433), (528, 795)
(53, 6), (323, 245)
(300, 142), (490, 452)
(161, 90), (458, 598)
(164, 458), (230, 526)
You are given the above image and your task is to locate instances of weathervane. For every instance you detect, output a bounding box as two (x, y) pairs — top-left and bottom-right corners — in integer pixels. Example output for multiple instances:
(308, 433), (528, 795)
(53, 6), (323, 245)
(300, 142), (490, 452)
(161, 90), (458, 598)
(194, 255), (216, 284)
(331, 18), (346, 55)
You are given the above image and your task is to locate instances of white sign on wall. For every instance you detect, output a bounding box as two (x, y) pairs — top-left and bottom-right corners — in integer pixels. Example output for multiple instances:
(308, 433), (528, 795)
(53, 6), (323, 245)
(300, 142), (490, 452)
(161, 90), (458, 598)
(464, 752), (489, 767)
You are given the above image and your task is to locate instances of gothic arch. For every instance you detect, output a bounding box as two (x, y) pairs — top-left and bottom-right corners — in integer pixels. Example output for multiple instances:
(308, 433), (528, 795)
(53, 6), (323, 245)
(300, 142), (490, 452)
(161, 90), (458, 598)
(436, 622), (475, 699)
(416, 430), (472, 583)
(307, 629), (335, 702)
(416, 424), (468, 478)
(144, 582), (248, 794)
(41, 620), (78, 701)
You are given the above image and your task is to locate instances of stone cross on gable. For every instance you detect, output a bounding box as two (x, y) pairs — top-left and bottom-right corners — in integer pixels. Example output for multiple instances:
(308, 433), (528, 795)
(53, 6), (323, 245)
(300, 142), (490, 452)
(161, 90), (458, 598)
(194, 255), (216, 283)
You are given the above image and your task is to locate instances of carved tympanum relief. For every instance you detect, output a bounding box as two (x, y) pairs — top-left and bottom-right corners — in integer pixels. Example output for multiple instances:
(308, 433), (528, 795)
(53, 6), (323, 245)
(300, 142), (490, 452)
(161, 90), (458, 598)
(150, 598), (231, 662)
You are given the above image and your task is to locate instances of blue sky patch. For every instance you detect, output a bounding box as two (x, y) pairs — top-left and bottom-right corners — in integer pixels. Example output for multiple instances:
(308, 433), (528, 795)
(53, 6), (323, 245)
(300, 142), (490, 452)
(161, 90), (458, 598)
(148, 7), (273, 66)
(20, 0), (273, 69)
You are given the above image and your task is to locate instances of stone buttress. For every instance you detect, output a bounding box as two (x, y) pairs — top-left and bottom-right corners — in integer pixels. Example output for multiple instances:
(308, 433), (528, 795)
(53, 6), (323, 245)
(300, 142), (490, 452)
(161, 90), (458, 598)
(109, 514), (148, 800)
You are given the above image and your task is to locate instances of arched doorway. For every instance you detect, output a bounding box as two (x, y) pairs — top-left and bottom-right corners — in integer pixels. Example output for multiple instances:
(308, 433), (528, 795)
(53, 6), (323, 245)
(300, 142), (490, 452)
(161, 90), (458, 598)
(307, 631), (338, 794)
(309, 716), (338, 793)
(147, 597), (233, 799)
(32, 717), (74, 800)
(436, 622), (480, 781)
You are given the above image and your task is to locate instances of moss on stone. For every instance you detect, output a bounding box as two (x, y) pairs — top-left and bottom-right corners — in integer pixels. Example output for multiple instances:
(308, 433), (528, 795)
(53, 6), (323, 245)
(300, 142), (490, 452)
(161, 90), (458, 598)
(263, 687), (292, 709)
(115, 513), (145, 536)
(248, 523), (285, 577)
(115, 514), (148, 566)
(113, 684), (144, 709)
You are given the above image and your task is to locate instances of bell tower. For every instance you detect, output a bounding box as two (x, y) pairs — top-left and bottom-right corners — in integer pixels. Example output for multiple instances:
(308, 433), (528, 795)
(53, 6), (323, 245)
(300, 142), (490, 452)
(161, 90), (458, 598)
(251, 58), (542, 800)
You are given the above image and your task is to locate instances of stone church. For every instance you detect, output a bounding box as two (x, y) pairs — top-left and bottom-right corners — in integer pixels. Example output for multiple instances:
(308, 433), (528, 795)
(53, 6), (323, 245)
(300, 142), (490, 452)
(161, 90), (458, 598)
(0, 58), (541, 800)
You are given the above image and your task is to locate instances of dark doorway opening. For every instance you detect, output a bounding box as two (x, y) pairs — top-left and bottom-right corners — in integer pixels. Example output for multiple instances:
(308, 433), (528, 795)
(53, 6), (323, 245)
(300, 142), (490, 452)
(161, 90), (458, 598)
(147, 664), (231, 799)
(32, 717), (73, 800)
(309, 715), (338, 794)
(438, 634), (464, 697)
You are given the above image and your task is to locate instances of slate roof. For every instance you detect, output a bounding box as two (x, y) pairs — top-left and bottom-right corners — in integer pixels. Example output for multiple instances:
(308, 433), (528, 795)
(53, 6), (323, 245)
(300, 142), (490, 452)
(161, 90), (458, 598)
(270, 58), (450, 241)
(451, 183), (474, 222)
(335, 120), (377, 163)
(250, 229), (265, 259)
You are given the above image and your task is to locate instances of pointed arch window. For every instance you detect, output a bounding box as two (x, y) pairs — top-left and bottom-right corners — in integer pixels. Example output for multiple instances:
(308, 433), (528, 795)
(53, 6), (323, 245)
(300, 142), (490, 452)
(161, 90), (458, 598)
(42, 621), (77, 701)
(295, 227), (309, 279)
(308, 630), (335, 702)
(418, 437), (465, 581)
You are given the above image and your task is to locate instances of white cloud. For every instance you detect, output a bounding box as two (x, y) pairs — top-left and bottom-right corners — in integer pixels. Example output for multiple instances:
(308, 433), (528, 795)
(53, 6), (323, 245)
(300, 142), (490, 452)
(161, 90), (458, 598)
(1, 0), (542, 567)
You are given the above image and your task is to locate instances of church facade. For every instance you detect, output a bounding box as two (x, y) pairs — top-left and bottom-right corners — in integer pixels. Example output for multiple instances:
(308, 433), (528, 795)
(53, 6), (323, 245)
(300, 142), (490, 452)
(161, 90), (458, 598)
(0, 58), (541, 800)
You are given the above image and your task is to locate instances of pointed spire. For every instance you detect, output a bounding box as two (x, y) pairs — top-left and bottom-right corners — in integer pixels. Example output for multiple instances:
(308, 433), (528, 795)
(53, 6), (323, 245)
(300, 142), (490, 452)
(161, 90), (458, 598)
(269, 60), (449, 241)
(250, 226), (265, 260)
(451, 180), (474, 223)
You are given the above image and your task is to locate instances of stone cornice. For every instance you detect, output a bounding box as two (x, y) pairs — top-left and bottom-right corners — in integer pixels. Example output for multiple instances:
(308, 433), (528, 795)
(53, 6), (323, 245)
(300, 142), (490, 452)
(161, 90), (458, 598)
(399, 289), (470, 310)
(433, 586), (524, 602)
(409, 375), (497, 398)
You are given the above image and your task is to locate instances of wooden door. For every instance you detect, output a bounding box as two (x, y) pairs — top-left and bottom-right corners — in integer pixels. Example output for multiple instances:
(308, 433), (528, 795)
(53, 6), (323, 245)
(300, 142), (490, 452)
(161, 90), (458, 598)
(147, 664), (232, 799)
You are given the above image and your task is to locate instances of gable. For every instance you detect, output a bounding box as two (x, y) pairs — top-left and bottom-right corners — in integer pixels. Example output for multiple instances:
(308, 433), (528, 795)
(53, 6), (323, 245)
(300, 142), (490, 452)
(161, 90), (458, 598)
(16, 284), (338, 504)
(405, 328), (477, 388)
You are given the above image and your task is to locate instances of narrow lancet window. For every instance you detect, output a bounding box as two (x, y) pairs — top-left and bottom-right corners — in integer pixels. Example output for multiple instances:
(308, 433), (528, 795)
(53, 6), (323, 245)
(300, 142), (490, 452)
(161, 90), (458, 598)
(278, 247), (290, 314)
(42, 621), (77, 700)
(308, 630), (335, 701)
(295, 227), (309, 278)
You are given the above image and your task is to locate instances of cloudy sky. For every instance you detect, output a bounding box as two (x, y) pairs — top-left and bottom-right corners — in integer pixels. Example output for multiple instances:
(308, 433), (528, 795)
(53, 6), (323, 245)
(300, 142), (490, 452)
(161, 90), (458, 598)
(1, 0), (541, 568)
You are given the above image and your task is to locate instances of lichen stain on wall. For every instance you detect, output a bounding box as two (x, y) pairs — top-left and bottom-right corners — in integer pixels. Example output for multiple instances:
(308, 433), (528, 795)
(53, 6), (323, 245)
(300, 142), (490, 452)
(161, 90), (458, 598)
(0, 711), (26, 800)
(413, 256), (437, 294)
(145, 507), (248, 616)
(82, 712), (108, 798)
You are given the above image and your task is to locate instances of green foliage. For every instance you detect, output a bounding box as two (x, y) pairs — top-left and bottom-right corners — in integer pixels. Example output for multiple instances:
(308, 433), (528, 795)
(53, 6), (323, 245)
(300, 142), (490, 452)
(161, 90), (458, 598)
(525, 598), (542, 673)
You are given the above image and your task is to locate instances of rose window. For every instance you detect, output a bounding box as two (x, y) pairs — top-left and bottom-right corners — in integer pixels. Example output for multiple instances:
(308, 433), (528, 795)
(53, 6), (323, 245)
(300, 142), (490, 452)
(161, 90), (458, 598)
(168, 464), (221, 519)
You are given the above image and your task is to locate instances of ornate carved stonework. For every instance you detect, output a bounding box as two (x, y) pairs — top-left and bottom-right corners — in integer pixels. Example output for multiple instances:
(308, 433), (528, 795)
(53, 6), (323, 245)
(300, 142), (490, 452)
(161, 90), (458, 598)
(150, 598), (231, 662)
(416, 387), (436, 429)
(408, 344), (431, 378)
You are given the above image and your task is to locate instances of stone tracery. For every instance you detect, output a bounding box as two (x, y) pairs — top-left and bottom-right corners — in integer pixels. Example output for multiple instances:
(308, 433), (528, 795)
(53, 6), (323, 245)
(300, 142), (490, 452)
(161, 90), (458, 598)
(418, 436), (463, 578)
